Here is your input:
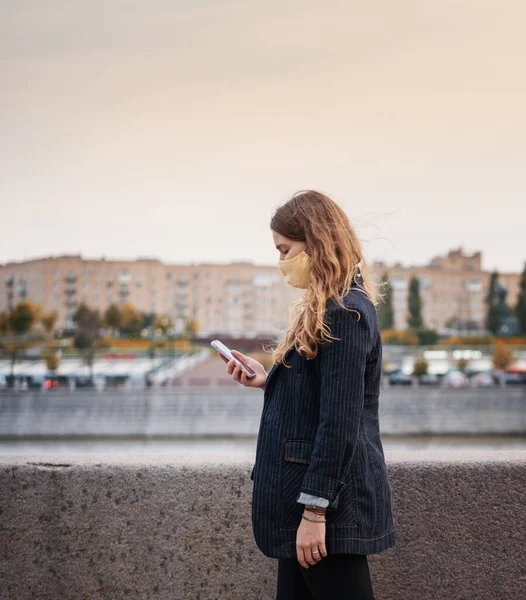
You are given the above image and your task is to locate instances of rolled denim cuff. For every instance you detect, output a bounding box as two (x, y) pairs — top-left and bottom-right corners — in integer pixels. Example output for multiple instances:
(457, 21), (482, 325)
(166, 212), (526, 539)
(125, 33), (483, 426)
(297, 492), (330, 508)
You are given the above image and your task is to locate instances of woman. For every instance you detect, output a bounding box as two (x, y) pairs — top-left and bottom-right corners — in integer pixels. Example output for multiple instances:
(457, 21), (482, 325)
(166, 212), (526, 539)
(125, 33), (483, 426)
(221, 190), (396, 600)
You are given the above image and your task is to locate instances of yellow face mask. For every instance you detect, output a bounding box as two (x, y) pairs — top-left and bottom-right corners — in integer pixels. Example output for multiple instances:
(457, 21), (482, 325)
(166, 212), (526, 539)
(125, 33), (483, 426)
(278, 247), (311, 289)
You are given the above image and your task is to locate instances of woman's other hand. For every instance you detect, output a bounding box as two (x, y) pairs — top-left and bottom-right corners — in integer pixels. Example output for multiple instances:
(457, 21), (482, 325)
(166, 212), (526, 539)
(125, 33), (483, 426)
(296, 514), (328, 568)
(218, 349), (267, 389)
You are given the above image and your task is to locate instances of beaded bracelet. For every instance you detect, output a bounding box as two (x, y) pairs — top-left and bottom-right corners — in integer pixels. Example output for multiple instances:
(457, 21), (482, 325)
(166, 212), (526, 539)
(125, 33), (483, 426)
(302, 513), (326, 523)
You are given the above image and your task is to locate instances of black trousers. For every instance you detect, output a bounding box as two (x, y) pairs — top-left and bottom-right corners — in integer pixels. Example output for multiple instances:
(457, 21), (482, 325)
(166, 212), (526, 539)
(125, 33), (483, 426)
(276, 553), (376, 600)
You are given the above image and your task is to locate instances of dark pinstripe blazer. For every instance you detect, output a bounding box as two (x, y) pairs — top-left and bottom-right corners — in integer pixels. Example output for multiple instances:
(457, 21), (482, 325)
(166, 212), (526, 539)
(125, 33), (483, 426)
(250, 284), (396, 558)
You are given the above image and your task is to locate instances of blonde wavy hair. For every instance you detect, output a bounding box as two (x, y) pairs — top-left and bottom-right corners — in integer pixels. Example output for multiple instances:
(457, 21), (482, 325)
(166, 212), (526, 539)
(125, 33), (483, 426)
(267, 190), (384, 367)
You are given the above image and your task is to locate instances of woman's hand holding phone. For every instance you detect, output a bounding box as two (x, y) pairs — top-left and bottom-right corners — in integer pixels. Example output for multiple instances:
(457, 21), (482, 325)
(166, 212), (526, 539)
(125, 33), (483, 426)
(217, 348), (267, 389)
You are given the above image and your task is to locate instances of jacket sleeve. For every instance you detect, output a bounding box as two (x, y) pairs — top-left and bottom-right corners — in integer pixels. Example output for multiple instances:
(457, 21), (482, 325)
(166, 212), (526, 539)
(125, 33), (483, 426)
(297, 302), (372, 510)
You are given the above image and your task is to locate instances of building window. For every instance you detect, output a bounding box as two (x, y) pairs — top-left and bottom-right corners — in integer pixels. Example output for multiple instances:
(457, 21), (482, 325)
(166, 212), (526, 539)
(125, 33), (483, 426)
(465, 279), (482, 292)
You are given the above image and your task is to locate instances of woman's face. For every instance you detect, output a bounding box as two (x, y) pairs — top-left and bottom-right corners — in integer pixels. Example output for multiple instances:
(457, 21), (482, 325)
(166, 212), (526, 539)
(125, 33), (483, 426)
(272, 232), (308, 261)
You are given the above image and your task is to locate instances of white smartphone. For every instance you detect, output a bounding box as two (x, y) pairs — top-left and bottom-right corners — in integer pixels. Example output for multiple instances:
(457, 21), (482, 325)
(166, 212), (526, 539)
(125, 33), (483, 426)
(210, 339), (256, 378)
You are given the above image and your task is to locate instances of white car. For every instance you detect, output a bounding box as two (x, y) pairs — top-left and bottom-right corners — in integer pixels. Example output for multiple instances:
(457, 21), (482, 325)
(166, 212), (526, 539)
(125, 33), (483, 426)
(471, 372), (494, 387)
(444, 370), (469, 388)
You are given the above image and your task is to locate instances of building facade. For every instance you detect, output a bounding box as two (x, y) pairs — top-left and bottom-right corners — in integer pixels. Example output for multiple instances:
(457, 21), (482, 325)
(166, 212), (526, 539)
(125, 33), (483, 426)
(0, 247), (522, 336)
(371, 248), (521, 333)
(0, 254), (300, 337)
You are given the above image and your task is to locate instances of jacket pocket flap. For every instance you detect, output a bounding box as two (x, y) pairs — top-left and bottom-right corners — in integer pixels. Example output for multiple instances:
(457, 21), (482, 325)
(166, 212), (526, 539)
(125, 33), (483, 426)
(284, 439), (315, 463)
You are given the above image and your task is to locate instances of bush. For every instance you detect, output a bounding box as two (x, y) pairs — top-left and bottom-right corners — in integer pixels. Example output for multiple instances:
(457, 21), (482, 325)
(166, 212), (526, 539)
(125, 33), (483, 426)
(456, 357), (470, 372)
(414, 328), (439, 346)
(492, 341), (514, 370)
(494, 336), (526, 345)
(412, 358), (428, 377)
(381, 329), (419, 345)
(441, 335), (494, 346)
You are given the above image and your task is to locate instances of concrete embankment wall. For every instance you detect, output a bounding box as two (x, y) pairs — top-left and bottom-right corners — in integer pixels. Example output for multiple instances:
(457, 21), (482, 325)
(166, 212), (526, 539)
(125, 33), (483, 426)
(1, 387), (525, 437)
(1, 451), (524, 600)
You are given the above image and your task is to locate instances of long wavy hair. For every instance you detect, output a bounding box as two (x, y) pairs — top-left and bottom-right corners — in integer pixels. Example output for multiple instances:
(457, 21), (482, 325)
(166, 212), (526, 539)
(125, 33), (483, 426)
(268, 189), (383, 367)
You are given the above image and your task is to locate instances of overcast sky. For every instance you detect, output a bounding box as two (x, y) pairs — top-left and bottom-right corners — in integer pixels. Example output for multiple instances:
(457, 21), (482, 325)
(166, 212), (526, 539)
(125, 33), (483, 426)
(1, 1), (525, 273)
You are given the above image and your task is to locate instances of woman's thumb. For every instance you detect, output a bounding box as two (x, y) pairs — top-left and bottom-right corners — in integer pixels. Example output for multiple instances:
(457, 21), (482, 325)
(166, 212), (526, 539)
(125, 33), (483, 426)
(232, 349), (245, 359)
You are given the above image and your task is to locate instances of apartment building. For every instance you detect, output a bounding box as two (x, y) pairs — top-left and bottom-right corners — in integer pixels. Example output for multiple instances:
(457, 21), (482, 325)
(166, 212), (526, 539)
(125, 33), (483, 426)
(0, 254), (300, 337)
(371, 248), (521, 332)
(0, 248), (522, 336)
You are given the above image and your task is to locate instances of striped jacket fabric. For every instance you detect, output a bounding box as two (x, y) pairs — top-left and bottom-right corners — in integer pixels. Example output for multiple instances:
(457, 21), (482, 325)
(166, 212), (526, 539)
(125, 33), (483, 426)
(250, 284), (396, 558)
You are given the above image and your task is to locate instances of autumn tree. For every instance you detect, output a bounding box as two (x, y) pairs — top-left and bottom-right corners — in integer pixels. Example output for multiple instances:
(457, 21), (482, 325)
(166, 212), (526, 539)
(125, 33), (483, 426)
(492, 341), (514, 370)
(43, 348), (60, 372)
(119, 303), (143, 337)
(412, 358), (428, 378)
(40, 311), (58, 335)
(0, 312), (9, 336)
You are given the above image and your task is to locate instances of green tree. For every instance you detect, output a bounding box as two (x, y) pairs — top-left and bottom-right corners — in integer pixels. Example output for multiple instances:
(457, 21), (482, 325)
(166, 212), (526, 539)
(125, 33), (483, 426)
(104, 304), (121, 336)
(377, 272), (394, 330)
(485, 271), (500, 335)
(7, 301), (35, 335)
(142, 312), (156, 329)
(407, 276), (423, 329)
(6, 301), (36, 377)
(73, 304), (102, 383)
(514, 263), (526, 335)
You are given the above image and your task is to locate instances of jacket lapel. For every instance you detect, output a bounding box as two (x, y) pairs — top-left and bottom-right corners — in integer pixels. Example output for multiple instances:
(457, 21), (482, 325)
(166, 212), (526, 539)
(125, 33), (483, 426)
(264, 347), (294, 393)
(264, 284), (365, 392)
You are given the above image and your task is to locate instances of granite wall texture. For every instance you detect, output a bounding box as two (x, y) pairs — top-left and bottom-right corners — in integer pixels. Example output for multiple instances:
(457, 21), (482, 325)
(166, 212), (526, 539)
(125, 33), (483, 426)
(1, 451), (525, 599)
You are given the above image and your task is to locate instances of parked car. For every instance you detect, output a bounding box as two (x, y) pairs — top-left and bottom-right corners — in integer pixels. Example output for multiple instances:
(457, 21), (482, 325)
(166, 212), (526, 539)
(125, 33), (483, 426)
(503, 372), (526, 386)
(443, 370), (470, 388)
(471, 372), (494, 387)
(418, 374), (441, 386)
(42, 375), (69, 390)
(388, 370), (413, 386)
